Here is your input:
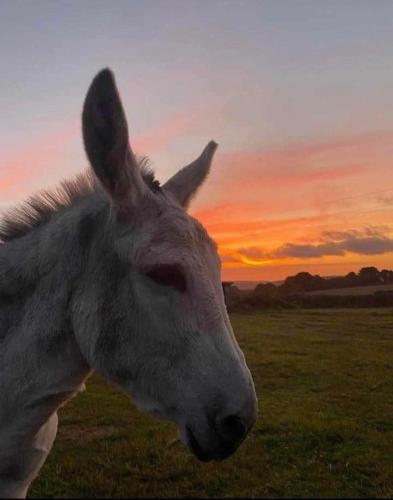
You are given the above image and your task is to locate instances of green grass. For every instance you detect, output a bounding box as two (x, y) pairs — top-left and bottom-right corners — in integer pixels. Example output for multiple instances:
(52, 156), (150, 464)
(30, 309), (393, 498)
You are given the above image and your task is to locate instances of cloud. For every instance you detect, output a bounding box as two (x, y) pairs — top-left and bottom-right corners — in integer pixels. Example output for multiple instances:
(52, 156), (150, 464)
(133, 99), (216, 157)
(273, 227), (393, 259)
(230, 226), (393, 266)
(0, 103), (201, 204)
(275, 242), (345, 258)
(191, 132), (393, 271)
(213, 132), (393, 191)
(133, 109), (195, 155)
(343, 237), (393, 255)
(238, 247), (264, 259)
(320, 226), (391, 240)
(216, 151), (366, 195)
(0, 121), (78, 202)
(375, 193), (393, 205)
(192, 131), (393, 225)
(274, 236), (393, 258)
(320, 229), (360, 240)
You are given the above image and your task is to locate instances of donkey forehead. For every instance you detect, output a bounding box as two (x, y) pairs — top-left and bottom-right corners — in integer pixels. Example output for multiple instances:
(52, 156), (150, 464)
(131, 203), (218, 264)
(150, 210), (216, 251)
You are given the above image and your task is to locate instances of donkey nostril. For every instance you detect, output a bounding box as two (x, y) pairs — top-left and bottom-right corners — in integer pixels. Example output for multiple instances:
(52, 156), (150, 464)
(217, 415), (248, 442)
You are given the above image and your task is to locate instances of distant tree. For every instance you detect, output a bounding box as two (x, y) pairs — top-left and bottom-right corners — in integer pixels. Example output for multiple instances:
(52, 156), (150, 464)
(358, 267), (381, 285)
(344, 271), (358, 286)
(253, 282), (278, 298)
(231, 266), (393, 310)
(324, 276), (344, 289)
(280, 272), (325, 294)
(380, 269), (393, 283)
(249, 266), (393, 304)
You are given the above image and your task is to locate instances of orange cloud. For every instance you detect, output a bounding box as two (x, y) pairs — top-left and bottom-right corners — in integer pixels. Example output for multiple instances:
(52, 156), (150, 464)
(2, 110), (393, 283)
(209, 132), (393, 200)
(191, 132), (393, 280)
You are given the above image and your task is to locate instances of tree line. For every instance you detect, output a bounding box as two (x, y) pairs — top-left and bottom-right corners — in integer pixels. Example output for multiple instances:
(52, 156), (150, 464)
(223, 267), (393, 310)
(254, 266), (393, 296)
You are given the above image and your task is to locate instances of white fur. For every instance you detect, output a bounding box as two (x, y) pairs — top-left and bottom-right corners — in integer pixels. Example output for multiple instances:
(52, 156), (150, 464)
(0, 69), (257, 498)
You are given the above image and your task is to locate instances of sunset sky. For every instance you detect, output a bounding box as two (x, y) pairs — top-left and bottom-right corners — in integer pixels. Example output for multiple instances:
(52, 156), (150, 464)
(2, 0), (393, 281)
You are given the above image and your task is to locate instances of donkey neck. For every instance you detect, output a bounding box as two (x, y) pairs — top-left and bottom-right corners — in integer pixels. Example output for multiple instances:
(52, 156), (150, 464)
(0, 194), (107, 460)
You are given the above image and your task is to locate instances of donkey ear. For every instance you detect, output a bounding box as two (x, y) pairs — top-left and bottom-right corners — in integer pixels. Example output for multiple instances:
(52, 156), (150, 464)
(82, 68), (145, 214)
(163, 141), (218, 209)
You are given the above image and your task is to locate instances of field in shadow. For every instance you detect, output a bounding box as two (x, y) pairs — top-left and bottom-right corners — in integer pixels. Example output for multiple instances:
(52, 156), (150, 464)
(31, 309), (393, 498)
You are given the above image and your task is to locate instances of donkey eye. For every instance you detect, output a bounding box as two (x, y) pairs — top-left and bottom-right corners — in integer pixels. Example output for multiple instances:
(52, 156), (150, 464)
(145, 265), (186, 292)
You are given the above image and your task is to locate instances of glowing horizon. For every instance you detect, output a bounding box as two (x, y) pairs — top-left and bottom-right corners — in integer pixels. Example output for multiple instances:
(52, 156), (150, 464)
(1, 0), (393, 281)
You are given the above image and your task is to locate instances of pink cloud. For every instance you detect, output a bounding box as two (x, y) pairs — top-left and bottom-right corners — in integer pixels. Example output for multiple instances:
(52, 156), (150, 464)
(133, 110), (195, 155)
(132, 100), (215, 156)
(193, 131), (393, 212)
(0, 121), (78, 201)
(0, 102), (203, 203)
(215, 132), (393, 192)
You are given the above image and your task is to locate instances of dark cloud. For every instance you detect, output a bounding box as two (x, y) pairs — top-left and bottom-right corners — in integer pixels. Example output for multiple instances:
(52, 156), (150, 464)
(320, 229), (360, 240)
(268, 227), (393, 259)
(242, 226), (393, 259)
(275, 243), (344, 258)
(238, 247), (264, 259)
(343, 236), (393, 255)
(232, 227), (393, 264)
(320, 226), (390, 241)
(273, 237), (393, 258)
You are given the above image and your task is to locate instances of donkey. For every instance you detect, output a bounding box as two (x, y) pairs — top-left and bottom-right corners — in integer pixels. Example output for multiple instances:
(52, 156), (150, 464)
(0, 69), (257, 498)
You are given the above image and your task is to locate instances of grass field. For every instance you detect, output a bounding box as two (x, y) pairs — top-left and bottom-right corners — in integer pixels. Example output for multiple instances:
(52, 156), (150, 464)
(30, 309), (393, 498)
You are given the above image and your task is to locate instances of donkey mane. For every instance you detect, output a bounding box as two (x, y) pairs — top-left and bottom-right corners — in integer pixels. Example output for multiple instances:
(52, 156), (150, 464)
(0, 158), (159, 243)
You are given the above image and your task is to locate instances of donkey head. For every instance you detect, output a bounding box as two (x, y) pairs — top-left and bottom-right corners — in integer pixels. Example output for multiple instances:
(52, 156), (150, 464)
(76, 69), (257, 461)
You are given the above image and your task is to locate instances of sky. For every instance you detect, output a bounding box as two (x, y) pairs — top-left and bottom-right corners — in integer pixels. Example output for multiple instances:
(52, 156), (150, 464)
(1, 0), (393, 281)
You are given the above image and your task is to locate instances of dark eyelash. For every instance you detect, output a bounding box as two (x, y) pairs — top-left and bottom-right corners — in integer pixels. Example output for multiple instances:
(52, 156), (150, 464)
(145, 265), (186, 292)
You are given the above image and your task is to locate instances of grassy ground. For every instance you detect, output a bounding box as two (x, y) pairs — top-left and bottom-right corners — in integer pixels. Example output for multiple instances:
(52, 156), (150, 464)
(30, 309), (393, 498)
